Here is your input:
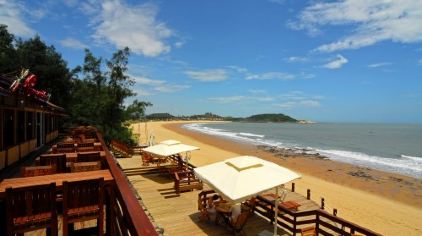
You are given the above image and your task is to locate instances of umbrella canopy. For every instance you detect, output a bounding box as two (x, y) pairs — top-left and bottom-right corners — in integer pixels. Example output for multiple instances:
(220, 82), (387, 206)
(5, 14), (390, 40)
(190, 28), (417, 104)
(194, 156), (300, 203)
(143, 139), (199, 157)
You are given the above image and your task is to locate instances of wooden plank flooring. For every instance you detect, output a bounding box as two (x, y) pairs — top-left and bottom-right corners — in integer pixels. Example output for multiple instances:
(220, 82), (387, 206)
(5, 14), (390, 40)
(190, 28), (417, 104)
(119, 157), (321, 236)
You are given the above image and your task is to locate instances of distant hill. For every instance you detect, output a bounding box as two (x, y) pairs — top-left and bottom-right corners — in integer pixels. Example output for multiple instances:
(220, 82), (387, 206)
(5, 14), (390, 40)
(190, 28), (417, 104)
(145, 112), (297, 123)
(225, 113), (297, 123)
(189, 112), (223, 120)
(146, 113), (175, 120)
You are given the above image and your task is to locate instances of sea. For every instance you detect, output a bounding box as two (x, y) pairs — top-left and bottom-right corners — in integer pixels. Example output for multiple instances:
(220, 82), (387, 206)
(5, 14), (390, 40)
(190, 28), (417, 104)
(183, 122), (422, 179)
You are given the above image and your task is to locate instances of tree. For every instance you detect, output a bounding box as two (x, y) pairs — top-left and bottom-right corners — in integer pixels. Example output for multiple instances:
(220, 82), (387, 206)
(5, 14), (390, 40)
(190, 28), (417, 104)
(70, 49), (151, 144)
(15, 35), (72, 108)
(0, 25), (18, 74)
(0, 25), (72, 108)
(125, 100), (152, 120)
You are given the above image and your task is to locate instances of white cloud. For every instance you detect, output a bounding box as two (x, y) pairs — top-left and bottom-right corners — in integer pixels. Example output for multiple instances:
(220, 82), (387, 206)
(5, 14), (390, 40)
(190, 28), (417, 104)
(226, 66), (315, 81)
(154, 84), (191, 93)
(208, 90), (322, 109)
(185, 69), (228, 82)
(246, 72), (296, 80)
(285, 56), (308, 63)
(60, 38), (87, 49)
(290, 0), (422, 52)
(226, 65), (248, 73)
(92, 1), (173, 57)
(63, 0), (79, 7)
(323, 54), (348, 69)
(276, 100), (320, 109)
(174, 41), (185, 48)
(208, 96), (246, 104)
(131, 75), (190, 95)
(0, 0), (35, 36)
(368, 62), (392, 68)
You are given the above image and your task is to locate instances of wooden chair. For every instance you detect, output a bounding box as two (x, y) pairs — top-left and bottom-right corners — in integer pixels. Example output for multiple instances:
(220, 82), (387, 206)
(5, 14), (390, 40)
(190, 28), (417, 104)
(174, 170), (203, 194)
(62, 178), (104, 236)
(301, 226), (316, 236)
(76, 142), (95, 152)
(227, 211), (251, 236)
(77, 151), (101, 162)
(70, 161), (101, 172)
(56, 142), (76, 153)
(21, 165), (56, 177)
(198, 190), (219, 221)
(39, 153), (67, 173)
(5, 183), (58, 236)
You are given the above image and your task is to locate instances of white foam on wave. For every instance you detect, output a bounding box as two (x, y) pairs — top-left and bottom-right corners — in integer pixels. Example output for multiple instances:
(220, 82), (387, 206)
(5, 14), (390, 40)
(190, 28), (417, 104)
(401, 155), (422, 163)
(183, 123), (422, 179)
(183, 123), (281, 147)
(318, 149), (422, 178)
(238, 132), (265, 138)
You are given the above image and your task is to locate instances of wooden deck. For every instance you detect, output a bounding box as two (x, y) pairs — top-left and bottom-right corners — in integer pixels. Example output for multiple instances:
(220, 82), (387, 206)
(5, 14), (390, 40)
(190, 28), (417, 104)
(118, 157), (321, 236)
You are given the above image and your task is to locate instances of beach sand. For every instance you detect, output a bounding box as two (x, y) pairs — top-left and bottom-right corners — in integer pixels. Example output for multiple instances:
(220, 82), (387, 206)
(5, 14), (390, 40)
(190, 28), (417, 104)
(132, 121), (422, 235)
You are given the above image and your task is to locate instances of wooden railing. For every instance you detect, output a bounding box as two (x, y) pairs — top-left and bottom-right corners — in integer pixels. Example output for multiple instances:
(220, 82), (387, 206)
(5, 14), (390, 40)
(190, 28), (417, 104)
(97, 131), (158, 236)
(255, 195), (382, 236)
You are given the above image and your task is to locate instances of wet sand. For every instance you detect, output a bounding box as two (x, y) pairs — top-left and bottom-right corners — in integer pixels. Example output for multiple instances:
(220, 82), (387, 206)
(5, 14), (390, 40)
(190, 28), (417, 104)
(133, 121), (422, 235)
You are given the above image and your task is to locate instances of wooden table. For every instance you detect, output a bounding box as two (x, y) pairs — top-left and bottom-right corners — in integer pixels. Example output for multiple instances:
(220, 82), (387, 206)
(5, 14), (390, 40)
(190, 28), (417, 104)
(35, 151), (106, 164)
(261, 193), (301, 211)
(0, 170), (114, 198)
(51, 142), (102, 152)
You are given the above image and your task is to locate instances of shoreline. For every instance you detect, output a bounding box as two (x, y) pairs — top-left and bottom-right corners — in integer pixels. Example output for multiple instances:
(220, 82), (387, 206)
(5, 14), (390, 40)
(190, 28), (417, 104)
(136, 121), (422, 235)
(165, 122), (422, 208)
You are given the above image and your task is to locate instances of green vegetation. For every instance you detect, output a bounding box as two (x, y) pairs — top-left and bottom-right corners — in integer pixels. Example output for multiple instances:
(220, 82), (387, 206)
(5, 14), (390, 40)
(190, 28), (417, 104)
(242, 113), (297, 122)
(0, 25), (151, 144)
(145, 112), (296, 123)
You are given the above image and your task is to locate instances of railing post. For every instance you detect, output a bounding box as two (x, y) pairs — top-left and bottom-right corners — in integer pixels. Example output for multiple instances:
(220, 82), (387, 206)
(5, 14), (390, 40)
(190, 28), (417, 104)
(307, 189), (311, 200)
(333, 208), (337, 216)
(316, 211), (320, 235)
(291, 183), (295, 192)
(321, 198), (325, 210)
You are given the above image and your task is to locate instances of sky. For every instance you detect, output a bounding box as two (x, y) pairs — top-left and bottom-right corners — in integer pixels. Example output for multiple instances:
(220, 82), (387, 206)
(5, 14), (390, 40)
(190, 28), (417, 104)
(1, 0), (422, 123)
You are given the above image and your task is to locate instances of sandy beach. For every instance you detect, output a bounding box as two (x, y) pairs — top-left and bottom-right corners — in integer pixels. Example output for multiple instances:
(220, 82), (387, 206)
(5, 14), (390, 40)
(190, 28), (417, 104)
(132, 121), (422, 235)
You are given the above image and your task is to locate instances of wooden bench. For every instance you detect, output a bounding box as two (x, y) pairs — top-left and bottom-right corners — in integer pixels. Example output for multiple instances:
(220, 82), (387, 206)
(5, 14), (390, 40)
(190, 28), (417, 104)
(174, 170), (203, 194)
(110, 140), (143, 158)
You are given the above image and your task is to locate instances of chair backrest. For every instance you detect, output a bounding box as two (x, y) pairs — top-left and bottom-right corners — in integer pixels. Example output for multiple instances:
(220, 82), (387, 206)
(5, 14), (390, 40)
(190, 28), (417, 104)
(76, 142), (95, 152)
(56, 142), (76, 153)
(6, 183), (56, 221)
(70, 161), (101, 172)
(63, 178), (104, 210)
(39, 154), (67, 173)
(231, 211), (250, 232)
(21, 165), (56, 177)
(77, 151), (101, 162)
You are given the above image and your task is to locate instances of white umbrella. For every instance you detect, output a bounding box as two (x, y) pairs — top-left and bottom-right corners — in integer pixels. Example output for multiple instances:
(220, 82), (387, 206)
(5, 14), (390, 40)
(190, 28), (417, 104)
(143, 140), (199, 162)
(194, 156), (300, 236)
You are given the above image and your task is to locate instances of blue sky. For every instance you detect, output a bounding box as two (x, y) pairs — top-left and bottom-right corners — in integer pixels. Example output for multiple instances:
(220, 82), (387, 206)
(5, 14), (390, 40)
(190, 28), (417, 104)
(1, 0), (422, 123)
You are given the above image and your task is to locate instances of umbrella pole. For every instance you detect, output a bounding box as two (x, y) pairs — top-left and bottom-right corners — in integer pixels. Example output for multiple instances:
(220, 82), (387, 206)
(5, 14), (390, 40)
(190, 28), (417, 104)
(274, 186), (279, 236)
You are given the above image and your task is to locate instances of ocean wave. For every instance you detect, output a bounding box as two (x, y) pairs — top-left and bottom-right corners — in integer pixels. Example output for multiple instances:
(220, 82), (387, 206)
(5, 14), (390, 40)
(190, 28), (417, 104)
(317, 149), (422, 178)
(183, 123), (422, 179)
(401, 155), (422, 163)
(183, 123), (280, 147)
(238, 132), (265, 138)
